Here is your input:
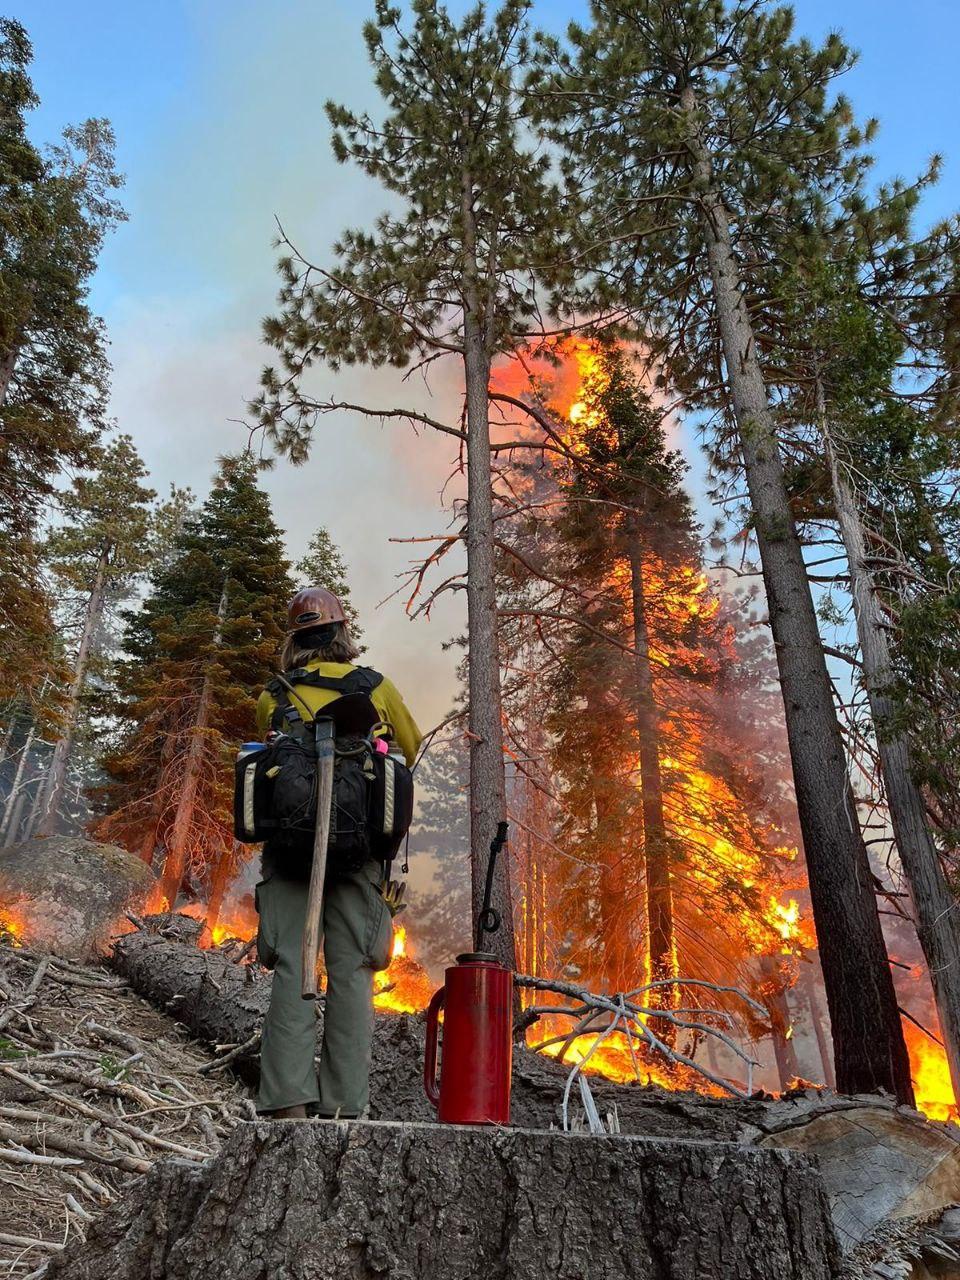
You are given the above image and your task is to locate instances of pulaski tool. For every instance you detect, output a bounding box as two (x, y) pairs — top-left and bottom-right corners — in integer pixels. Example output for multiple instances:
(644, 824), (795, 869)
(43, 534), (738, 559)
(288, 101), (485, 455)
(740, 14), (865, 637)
(423, 822), (513, 1125)
(301, 716), (335, 1000)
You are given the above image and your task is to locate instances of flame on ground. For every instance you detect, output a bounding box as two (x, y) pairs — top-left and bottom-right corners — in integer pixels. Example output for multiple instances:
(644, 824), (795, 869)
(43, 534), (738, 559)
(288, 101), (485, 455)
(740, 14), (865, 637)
(374, 925), (435, 1014)
(0, 907), (25, 945)
(530, 1020), (726, 1094)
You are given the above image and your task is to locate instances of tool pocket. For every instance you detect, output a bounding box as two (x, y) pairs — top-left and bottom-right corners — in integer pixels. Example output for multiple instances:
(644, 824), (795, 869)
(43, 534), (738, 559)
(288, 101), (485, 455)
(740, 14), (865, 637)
(254, 879), (279, 970)
(362, 869), (393, 972)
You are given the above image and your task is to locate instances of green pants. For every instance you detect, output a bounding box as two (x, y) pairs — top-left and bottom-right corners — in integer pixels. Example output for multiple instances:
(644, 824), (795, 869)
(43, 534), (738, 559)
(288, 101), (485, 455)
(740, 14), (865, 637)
(255, 859), (393, 1116)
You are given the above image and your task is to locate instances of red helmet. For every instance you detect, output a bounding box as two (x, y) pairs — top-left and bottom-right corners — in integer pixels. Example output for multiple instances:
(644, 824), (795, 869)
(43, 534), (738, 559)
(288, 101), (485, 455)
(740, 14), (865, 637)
(287, 587), (347, 633)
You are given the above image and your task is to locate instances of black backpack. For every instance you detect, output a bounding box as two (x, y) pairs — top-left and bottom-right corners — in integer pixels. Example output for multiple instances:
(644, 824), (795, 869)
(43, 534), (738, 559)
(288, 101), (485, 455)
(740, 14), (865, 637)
(233, 666), (414, 877)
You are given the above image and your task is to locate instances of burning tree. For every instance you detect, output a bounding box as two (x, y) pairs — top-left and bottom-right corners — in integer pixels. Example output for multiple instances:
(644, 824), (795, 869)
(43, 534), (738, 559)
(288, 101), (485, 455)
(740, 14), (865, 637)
(252, 0), (577, 971)
(490, 339), (808, 1076)
(529, 0), (914, 1104)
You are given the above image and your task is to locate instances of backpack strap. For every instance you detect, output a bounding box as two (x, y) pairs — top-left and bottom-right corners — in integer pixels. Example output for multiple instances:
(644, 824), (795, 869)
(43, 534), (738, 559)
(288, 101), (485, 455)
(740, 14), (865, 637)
(265, 667), (385, 736)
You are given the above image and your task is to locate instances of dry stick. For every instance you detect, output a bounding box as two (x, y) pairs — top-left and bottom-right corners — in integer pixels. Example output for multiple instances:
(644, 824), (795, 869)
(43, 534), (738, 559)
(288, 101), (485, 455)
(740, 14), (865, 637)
(0, 1147), (81, 1170)
(83, 1021), (142, 1055)
(0, 956), (50, 1034)
(515, 973), (762, 1100)
(231, 938), (257, 965)
(197, 1030), (262, 1076)
(44, 968), (126, 991)
(0, 1232), (61, 1253)
(10, 1059), (164, 1109)
(0, 1105), (74, 1127)
(0, 1066), (208, 1161)
(0, 1122), (149, 1175)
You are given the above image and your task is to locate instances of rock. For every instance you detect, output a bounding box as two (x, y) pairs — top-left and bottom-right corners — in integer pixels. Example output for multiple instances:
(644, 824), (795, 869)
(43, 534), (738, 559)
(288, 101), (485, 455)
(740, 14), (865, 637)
(0, 836), (154, 960)
(42, 1120), (840, 1280)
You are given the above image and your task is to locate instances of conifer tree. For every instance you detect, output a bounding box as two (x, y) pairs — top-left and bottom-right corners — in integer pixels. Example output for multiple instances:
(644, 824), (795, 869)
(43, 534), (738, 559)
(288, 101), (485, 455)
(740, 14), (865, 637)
(96, 456), (292, 912)
(526, 345), (796, 1012)
(770, 253), (960, 1104)
(532, 0), (914, 1103)
(32, 437), (165, 836)
(253, 0), (574, 971)
(0, 18), (124, 713)
(295, 528), (362, 642)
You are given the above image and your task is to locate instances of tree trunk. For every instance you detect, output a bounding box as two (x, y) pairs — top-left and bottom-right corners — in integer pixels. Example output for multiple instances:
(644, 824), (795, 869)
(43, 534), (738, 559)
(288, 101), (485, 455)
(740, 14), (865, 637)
(0, 724), (34, 845)
(685, 87), (913, 1105)
(820, 401), (960, 1107)
(0, 339), (20, 410)
(136, 723), (183, 865)
(155, 582), (229, 909)
(760, 954), (801, 1091)
(44, 1121), (838, 1280)
(461, 164), (515, 972)
(801, 964), (836, 1091)
(628, 539), (676, 1006)
(35, 543), (111, 838)
(203, 840), (238, 938)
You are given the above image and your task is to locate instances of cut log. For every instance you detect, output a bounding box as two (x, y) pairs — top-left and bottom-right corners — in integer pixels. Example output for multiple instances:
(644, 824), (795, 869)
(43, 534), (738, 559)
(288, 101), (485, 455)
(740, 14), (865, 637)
(42, 1120), (839, 1280)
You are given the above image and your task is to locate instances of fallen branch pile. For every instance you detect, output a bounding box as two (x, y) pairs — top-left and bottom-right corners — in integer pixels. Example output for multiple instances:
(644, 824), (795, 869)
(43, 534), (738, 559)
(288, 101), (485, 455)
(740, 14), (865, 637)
(0, 930), (249, 1277)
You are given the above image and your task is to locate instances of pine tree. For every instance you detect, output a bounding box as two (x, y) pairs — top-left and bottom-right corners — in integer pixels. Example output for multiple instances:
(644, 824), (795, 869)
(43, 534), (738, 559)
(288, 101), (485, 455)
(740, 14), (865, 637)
(96, 456), (293, 913)
(0, 18), (124, 715)
(769, 253), (960, 1105)
(491, 340), (801, 1070)
(252, 0), (576, 971)
(30, 436), (167, 836)
(295, 528), (362, 642)
(531, 0), (914, 1103)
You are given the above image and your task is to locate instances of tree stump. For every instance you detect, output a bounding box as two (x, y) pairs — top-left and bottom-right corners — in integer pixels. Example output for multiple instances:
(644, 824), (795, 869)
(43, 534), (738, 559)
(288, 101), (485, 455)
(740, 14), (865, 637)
(43, 1120), (839, 1280)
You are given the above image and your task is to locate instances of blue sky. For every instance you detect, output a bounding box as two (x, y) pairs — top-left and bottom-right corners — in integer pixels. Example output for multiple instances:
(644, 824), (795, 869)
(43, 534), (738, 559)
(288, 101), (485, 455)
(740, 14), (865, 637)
(16, 0), (960, 728)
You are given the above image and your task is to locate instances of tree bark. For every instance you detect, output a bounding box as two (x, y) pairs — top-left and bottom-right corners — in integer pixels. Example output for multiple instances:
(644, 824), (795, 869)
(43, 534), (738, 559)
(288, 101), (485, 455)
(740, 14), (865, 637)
(44, 1120), (839, 1280)
(155, 582), (229, 910)
(0, 724), (34, 846)
(461, 163), (515, 972)
(684, 86), (913, 1105)
(820, 401), (960, 1106)
(35, 542), (111, 838)
(628, 539), (676, 1006)
(801, 965), (836, 1091)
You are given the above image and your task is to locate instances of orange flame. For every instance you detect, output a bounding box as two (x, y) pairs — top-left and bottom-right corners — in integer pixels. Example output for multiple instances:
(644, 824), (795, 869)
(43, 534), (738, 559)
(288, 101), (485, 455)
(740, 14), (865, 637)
(904, 1019), (958, 1124)
(0, 906), (25, 945)
(374, 925), (435, 1015)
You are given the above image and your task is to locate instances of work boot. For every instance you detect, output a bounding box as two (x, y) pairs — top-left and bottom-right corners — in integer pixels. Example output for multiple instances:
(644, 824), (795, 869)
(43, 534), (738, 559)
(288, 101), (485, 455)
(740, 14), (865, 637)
(268, 1104), (308, 1120)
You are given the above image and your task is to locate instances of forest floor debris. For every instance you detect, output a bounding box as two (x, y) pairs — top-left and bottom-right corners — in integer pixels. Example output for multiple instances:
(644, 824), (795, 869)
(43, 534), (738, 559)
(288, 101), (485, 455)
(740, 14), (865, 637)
(0, 930), (249, 1277)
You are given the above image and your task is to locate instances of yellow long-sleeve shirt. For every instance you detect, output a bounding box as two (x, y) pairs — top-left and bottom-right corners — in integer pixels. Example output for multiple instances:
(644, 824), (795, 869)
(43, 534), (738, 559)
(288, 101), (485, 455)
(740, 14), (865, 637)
(255, 660), (422, 768)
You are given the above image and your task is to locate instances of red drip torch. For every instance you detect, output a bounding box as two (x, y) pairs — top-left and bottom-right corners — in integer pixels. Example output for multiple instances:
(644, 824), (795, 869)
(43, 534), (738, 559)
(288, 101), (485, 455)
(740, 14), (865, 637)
(423, 822), (513, 1125)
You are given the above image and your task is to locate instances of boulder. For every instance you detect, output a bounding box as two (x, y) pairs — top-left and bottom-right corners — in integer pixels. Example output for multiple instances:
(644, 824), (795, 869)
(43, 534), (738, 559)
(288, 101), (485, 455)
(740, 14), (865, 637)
(0, 836), (154, 960)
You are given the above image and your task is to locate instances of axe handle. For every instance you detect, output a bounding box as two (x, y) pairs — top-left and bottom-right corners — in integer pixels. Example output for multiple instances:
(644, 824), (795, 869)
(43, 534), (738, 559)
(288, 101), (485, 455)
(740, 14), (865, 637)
(301, 720), (335, 1000)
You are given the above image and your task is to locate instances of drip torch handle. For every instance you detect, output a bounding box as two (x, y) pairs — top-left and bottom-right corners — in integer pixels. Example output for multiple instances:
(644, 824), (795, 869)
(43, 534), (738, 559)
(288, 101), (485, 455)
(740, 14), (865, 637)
(423, 986), (445, 1107)
(475, 821), (509, 951)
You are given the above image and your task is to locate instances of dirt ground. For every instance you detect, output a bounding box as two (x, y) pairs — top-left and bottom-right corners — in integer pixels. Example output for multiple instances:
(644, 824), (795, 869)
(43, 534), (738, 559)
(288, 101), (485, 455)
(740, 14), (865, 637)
(0, 931), (249, 1277)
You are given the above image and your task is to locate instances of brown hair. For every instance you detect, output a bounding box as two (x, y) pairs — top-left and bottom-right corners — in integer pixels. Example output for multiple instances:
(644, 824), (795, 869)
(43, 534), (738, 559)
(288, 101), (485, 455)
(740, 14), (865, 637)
(280, 620), (360, 671)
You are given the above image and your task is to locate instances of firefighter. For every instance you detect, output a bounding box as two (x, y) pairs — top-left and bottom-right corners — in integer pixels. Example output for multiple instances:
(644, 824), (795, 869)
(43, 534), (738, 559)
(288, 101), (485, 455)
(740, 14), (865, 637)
(254, 587), (421, 1119)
